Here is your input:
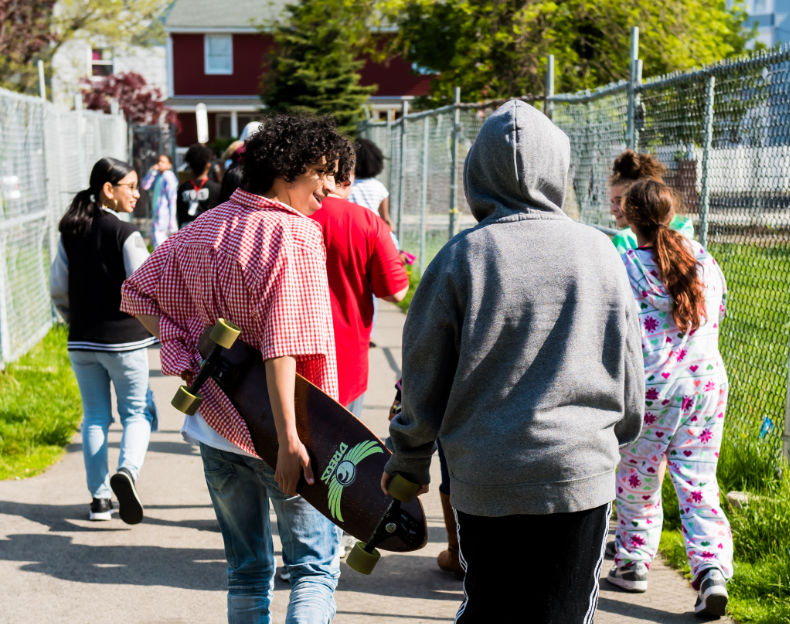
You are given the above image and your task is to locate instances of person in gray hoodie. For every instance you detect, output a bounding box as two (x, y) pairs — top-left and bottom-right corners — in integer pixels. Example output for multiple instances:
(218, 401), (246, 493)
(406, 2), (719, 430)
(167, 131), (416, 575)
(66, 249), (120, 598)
(382, 99), (644, 623)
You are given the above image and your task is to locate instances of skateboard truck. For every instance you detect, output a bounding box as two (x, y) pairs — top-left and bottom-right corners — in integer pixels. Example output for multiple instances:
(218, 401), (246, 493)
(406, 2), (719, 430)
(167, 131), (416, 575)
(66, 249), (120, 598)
(346, 473), (421, 574)
(171, 319), (241, 415)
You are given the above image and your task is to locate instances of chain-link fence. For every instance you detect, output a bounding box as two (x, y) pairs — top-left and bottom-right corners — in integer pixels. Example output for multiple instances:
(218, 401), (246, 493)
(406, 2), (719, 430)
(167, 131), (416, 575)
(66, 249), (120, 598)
(0, 87), (127, 366)
(359, 42), (790, 467)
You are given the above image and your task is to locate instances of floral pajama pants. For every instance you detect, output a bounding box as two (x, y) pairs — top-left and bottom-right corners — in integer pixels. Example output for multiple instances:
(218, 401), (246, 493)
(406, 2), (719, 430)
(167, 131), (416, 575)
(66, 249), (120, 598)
(613, 384), (733, 584)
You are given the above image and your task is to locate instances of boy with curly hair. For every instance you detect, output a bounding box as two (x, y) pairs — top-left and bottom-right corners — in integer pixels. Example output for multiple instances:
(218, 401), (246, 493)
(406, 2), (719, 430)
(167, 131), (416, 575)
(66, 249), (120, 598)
(121, 113), (352, 623)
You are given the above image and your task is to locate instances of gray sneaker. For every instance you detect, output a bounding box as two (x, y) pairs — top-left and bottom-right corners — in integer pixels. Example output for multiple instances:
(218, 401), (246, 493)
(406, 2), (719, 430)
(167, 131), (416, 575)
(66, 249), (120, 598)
(607, 562), (649, 592)
(694, 568), (728, 618)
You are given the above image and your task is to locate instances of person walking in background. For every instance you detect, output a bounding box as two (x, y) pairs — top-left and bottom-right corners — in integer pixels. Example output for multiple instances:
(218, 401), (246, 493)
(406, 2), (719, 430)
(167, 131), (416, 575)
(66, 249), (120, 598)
(50, 157), (158, 525)
(141, 153), (178, 247)
(606, 179), (733, 618)
(121, 114), (351, 624)
(609, 150), (694, 253)
(176, 143), (221, 228)
(311, 148), (409, 419)
(383, 100), (644, 623)
(350, 138), (394, 230)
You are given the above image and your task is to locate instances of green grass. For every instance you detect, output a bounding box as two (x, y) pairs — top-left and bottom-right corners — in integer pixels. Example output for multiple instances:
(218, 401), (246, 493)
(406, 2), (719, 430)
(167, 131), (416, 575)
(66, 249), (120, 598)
(657, 455), (790, 624)
(396, 266), (420, 313)
(652, 242), (790, 623)
(0, 325), (82, 480)
(708, 242), (790, 469)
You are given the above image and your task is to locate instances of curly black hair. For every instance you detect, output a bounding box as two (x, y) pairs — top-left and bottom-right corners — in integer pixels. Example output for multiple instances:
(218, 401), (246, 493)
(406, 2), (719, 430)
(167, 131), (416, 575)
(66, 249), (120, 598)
(353, 137), (385, 179)
(334, 139), (356, 185)
(242, 114), (352, 194)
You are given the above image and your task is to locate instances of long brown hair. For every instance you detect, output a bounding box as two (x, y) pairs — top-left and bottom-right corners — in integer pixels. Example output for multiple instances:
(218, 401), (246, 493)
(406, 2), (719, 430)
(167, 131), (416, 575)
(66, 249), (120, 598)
(623, 179), (706, 332)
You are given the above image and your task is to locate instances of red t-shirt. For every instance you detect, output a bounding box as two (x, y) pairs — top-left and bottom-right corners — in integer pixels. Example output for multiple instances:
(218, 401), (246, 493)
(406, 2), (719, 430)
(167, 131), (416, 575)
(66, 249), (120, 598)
(312, 196), (408, 405)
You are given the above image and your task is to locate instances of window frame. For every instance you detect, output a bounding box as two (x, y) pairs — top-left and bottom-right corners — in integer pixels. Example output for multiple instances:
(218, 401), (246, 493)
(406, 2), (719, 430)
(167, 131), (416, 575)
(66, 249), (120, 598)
(204, 34), (233, 75)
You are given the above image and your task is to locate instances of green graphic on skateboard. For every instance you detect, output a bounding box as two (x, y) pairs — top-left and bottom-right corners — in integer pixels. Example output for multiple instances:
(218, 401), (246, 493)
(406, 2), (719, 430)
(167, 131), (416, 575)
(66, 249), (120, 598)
(171, 319), (427, 574)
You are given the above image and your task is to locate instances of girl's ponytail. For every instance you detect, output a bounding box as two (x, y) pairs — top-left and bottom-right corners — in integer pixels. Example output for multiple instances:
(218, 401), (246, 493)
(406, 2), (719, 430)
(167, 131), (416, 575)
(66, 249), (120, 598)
(59, 188), (101, 237)
(654, 225), (706, 332)
(623, 179), (706, 332)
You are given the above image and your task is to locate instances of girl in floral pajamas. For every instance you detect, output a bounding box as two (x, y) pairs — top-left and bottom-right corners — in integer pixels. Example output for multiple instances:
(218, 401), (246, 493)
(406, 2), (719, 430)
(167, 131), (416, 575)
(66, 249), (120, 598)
(607, 179), (733, 618)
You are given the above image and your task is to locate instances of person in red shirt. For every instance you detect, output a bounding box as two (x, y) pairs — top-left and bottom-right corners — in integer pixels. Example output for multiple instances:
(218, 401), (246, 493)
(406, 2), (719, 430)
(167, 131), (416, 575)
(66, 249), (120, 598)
(311, 168), (409, 418)
(120, 114), (351, 624)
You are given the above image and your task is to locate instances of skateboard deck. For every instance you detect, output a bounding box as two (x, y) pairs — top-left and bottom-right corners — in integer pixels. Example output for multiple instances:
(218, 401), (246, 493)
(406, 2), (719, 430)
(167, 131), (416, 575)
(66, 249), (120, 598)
(192, 327), (427, 553)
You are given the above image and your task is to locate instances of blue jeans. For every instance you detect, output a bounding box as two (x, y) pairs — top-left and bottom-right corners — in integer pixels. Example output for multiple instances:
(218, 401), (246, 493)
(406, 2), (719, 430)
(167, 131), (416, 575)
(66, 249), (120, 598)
(70, 348), (158, 499)
(199, 443), (342, 624)
(345, 394), (365, 419)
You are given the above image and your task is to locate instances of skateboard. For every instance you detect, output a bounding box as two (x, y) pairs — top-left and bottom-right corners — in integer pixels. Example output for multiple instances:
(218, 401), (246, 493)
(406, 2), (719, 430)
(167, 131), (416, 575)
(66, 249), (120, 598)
(171, 319), (427, 574)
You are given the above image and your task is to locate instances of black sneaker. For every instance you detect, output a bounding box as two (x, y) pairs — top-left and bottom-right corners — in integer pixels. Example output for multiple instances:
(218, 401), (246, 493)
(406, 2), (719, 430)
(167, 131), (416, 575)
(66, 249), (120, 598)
(89, 497), (113, 521)
(694, 568), (728, 618)
(605, 540), (616, 558)
(110, 467), (143, 525)
(607, 562), (649, 592)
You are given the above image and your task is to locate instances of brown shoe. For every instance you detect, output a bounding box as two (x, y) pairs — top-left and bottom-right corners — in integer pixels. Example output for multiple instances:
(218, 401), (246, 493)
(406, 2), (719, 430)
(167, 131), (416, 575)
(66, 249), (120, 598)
(438, 491), (464, 578)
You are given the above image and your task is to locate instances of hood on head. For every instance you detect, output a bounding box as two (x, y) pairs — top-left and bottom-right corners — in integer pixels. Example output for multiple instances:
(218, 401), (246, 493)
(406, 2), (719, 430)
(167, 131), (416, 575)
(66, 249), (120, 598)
(463, 100), (570, 222)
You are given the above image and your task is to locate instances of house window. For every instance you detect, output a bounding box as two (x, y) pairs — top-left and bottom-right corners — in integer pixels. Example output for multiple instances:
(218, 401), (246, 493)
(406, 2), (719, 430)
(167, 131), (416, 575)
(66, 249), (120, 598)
(91, 48), (114, 77)
(205, 34), (233, 75)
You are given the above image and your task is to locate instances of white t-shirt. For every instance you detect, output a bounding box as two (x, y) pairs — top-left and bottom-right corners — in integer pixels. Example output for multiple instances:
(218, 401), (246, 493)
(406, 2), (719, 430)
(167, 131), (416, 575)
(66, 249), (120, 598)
(350, 177), (389, 214)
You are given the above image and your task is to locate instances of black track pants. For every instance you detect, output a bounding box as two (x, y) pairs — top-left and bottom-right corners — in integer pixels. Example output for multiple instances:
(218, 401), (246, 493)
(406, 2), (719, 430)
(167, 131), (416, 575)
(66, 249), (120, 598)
(455, 503), (610, 624)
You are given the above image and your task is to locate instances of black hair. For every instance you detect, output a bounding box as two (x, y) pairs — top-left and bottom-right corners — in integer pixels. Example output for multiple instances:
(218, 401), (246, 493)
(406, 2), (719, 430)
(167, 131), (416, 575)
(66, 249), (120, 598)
(219, 164), (244, 204)
(241, 113), (351, 195)
(334, 138), (356, 185)
(59, 157), (134, 237)
(184, 144), (214, 177)
(353, 137), (384, 179)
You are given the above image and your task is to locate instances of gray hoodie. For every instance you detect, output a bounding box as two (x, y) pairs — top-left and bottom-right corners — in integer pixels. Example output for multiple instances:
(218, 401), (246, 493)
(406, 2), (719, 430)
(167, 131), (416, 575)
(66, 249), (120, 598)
(385, 100), (644, 516)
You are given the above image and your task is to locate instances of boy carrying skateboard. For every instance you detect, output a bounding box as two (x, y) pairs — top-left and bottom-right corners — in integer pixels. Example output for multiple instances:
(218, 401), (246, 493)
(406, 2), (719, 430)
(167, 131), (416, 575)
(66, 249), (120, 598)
(121, 114), (352, 624)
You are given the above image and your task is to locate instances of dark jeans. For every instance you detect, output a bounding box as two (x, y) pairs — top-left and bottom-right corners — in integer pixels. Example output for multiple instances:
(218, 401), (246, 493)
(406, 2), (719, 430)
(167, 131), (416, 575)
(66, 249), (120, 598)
(455, 503), (610, 624)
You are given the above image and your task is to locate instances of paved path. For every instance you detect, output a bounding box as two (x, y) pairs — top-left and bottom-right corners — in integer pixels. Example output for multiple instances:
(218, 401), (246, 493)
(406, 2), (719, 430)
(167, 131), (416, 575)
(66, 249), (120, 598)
(0, 303), (732, 623)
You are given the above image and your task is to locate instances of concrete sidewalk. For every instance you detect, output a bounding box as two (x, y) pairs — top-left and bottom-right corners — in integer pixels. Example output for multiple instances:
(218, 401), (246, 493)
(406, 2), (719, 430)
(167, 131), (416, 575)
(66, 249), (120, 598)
(0, 303), (732, 623)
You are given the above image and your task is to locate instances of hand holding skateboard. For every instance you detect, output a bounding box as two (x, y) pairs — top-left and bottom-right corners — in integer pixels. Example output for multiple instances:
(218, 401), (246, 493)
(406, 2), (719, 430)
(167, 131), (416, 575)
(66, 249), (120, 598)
(171, 319), (428, 575)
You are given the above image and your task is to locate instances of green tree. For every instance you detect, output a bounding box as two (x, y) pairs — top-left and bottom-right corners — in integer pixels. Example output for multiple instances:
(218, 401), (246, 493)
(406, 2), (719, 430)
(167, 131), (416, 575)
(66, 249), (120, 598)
(381, 0), (755, 106)
(0, 0), (170, 96)
(259, 0), (376, 136)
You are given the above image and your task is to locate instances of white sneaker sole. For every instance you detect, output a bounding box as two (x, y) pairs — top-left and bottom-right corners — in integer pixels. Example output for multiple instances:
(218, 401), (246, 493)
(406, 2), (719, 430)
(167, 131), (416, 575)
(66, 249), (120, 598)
(606, 573), (648, 593)
(88, 509), (113, 521)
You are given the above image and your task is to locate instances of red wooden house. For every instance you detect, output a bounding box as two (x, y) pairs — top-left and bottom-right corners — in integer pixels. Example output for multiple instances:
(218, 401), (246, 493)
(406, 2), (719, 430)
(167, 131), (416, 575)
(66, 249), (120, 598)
(165, 0), (431, 147)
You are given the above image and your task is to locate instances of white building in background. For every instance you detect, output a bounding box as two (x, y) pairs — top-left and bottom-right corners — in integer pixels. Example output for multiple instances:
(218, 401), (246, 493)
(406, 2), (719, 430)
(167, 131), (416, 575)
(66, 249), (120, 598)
(51, 39), (167, 109)
(743, 0), (790, 47)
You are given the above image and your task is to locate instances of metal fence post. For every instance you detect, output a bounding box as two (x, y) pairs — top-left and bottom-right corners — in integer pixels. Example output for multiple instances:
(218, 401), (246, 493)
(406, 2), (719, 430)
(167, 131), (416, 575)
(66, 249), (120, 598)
(544, 55), (555, 120)
(633, 58), (643, 150)
(448, 87), (461, 240)
(395, 100), (408, 245)
(626, 27), (639, 149)
(698, 75), (715, 249)
(419, 116), (430, 277)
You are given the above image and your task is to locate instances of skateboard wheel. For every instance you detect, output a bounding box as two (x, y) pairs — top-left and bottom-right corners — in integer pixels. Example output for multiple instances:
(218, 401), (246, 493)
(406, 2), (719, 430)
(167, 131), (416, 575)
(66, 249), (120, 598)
(171, 385), (203, 416)
(387, 473), (420, 503)
(346, 542), (381, 575)
(209, 318), (241, 350)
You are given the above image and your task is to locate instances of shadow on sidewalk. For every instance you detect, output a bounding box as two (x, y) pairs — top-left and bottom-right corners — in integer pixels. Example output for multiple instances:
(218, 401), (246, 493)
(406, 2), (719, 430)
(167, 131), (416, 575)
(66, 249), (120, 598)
(0, 531), (226, 590)
(336, 552), (463, 602)
(597, 594), (699, 623)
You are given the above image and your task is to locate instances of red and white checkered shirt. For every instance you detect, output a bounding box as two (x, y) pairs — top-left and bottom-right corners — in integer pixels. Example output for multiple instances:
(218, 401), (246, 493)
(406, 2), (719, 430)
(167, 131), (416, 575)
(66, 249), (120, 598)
(120, 188), (338, 456)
